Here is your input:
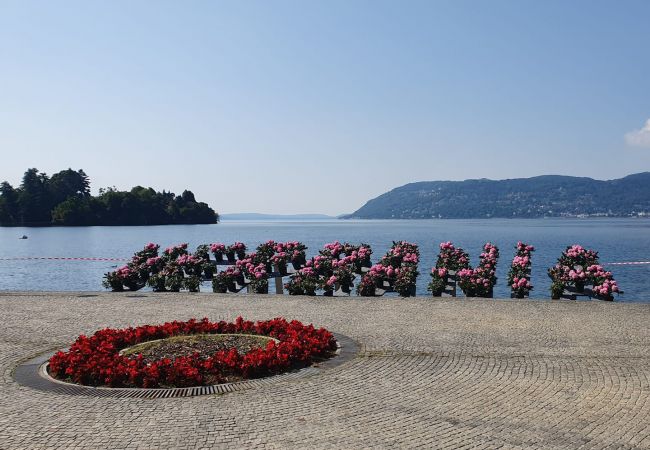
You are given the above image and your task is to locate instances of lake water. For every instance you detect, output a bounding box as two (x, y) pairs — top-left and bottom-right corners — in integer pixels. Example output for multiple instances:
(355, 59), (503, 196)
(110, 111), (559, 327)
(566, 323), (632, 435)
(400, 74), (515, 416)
(1, 219), (649, 301)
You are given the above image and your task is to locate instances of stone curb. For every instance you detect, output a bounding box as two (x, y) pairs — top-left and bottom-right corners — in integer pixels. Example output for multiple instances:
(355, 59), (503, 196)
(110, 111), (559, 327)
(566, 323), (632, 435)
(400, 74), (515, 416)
(13, 333), (359, 399)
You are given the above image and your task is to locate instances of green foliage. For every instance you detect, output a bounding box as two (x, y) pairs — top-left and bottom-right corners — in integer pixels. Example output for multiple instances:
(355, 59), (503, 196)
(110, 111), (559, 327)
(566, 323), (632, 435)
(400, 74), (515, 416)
(0, 168), (218, 226)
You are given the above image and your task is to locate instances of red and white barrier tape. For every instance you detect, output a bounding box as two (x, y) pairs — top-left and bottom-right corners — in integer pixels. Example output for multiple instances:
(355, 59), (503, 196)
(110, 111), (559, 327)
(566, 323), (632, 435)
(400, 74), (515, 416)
(606, 261), (650, 265)
(0, 257), (128, 261)
(0, 257), (648, 265)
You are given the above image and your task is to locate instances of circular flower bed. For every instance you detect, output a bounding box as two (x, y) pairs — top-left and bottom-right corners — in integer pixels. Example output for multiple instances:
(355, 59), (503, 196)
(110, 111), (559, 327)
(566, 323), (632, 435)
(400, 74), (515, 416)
(48, 317), (337, 388)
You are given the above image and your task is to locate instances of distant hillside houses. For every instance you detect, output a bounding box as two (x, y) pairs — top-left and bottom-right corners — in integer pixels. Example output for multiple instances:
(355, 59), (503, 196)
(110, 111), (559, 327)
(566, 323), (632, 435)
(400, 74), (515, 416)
(343, 173), (650, 219)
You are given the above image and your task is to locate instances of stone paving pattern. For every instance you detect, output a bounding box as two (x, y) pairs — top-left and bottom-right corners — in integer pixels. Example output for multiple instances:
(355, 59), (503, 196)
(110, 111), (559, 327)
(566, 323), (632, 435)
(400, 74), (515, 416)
(1, 292), (649, 449)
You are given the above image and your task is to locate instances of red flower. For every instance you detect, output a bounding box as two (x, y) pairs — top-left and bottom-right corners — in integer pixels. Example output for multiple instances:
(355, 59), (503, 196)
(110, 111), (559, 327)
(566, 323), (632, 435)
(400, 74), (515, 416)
(48, 317), (337, 389)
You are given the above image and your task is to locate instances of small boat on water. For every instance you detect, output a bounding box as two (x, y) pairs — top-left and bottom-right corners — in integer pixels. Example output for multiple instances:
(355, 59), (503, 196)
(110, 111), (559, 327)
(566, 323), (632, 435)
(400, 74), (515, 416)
(19, 235), (28, 239)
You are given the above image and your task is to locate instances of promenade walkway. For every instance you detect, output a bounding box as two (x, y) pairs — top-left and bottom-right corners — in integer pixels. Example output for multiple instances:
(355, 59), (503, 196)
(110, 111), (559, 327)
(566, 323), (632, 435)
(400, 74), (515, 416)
(1, 293), (649, 449)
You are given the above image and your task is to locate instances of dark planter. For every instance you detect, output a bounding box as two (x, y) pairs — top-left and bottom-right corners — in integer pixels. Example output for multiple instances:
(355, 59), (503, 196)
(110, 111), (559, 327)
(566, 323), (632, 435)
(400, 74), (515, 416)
(124, 280), (145, 291)
(291, 255), (305, 270)
(323, 289), (334, 297)
(277, 262), (288, 276)
(341, 282), (352, 294)
(214, 286), (228, 294)
(305, 288), (316, 296)
(203, 267), (214, 279)
(575, 281), (585, 293)
(236, 249), (247, 260)
(226, 251), (236, 263)
(398, 285), (416, 297)
(213, 252), (224, 263)
(254, 284), (268, 294)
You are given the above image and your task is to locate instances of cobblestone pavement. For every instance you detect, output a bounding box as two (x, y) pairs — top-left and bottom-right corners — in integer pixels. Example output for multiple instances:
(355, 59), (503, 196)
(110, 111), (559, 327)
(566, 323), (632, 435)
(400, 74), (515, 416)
(1, 292), (649, 449)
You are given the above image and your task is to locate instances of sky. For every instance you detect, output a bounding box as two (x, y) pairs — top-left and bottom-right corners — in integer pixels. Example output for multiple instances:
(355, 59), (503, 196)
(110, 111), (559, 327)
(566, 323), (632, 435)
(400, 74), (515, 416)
(1, 0), (649, 215)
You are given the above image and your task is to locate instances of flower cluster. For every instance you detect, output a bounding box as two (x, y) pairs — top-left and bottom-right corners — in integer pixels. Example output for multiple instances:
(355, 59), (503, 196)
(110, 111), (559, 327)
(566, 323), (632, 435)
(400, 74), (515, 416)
(102, 243), (161, 291)
(104, 242), (219, 293)
(233, 254), (267, 293)
(347, 243), (373, 273)
(213, 241), (306, 294)
(457, 243), (500, 298)
(284, 267), (320, 296)
(254, 240), (277, 263)
(436, 242), (470, 271)
(287, 241), (308, 268)
(507, 241), (535, 298)
(285, 242), (367, 295)
(562, 245), (599, 268)
(355, 270), (381, 297)
(428, 242), (469, 297)
(163, 243), (189, 260)
(357, 241), (419, 297)
(284, 242), (373, 296)
(224, 242), (247, 262)
(248, 264), (269, 293)
(210, 243), (227, 260)
(48, 317), (337, 388)
(211, 267), (243, 293)
(586, 264), (620, 299)
(427, 267), (448, 296)
(152, 244), (208, 292)
(548, 244), (621, 300)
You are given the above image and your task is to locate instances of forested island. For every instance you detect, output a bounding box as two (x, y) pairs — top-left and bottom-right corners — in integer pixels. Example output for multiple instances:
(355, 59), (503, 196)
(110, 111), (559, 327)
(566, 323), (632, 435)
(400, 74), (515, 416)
(0, 168), (218, 226)
(343, 173), (650, 219)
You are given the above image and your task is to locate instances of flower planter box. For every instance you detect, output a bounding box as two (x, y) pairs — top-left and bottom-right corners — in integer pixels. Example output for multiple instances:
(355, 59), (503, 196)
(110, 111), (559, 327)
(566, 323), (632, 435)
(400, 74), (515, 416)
(203, 267), (215, 279)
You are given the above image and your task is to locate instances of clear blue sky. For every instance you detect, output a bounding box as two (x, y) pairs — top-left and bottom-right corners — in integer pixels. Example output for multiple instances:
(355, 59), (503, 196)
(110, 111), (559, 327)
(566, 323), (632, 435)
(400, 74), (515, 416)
(1, 0), (649, 215)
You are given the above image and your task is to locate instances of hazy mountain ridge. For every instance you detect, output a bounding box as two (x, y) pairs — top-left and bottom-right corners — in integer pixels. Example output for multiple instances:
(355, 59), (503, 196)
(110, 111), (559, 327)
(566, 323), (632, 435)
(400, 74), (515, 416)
(220, 213), (334, 220)
(343, 173), (650, 219)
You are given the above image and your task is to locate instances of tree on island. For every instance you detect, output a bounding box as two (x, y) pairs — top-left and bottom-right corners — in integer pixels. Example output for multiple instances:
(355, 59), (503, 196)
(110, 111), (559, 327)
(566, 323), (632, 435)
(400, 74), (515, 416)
(0, 168), (218, 226)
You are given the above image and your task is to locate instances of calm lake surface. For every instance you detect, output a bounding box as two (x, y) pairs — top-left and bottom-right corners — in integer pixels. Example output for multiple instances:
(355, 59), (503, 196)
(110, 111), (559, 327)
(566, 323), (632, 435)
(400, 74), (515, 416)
(1, 219), (649, 301)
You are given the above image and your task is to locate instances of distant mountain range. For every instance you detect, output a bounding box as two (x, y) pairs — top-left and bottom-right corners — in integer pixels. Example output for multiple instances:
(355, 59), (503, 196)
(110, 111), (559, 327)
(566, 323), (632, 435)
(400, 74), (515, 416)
(220, 213), (335, 221)
(342, 173), (650, 219)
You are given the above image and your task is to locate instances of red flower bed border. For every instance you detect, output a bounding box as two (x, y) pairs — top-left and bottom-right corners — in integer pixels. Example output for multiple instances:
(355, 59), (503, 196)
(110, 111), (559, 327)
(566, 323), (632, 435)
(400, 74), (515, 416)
(48, 317), (337, 389)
